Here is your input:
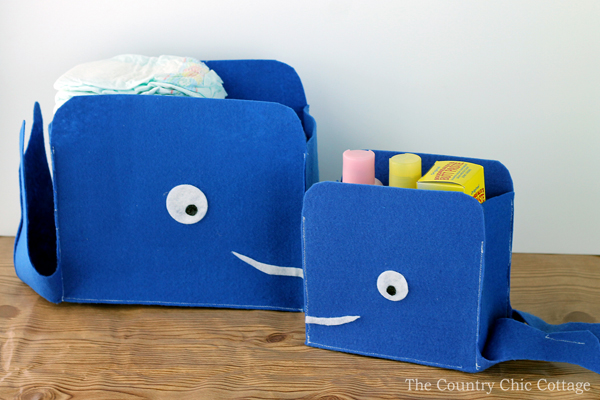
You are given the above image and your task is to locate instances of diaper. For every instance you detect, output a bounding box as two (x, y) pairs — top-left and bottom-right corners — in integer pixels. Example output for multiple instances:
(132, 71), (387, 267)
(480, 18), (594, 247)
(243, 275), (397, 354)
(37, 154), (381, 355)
(54, 55), (227, 113)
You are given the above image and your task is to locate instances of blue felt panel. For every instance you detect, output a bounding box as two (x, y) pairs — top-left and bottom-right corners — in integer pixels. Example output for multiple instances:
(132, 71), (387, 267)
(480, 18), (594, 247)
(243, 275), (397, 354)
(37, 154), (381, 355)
(303, 151), (515, 372)
(47, 94), (307, 310)
(303, 181), (486, 371)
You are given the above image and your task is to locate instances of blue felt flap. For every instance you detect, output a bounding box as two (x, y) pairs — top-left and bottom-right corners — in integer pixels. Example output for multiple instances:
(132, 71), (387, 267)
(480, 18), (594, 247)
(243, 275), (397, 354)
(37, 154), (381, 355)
(14, 103), (62, 303)
(483, 310), (600, 374)
(302, 151), (515, 372)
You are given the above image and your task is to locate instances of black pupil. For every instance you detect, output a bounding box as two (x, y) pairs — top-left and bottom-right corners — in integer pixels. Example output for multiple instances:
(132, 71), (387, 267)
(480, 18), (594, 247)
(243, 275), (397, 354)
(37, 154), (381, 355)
(386, 285), (396, 296)
(185, 204), (198, 216)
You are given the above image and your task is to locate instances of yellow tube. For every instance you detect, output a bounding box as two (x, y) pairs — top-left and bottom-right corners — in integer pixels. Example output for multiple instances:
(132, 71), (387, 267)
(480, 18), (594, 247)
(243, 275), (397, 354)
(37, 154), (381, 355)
(389, 153), (422, 189)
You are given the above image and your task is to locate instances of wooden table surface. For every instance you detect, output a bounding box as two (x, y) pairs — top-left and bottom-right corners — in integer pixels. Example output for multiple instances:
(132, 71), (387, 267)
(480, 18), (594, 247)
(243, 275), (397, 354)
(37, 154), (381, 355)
(1, 236), (599, 399)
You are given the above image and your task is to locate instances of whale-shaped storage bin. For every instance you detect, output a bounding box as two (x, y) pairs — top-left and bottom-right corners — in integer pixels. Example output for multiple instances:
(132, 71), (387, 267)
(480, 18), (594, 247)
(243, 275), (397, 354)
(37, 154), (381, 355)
(302, 151), (600, 374)
(15, 60), (318, 311)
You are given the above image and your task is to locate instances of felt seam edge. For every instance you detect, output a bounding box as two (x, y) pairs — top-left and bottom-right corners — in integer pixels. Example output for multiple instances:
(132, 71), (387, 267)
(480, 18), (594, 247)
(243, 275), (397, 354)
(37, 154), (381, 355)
(506, 196), (514, 317)
(306, 340), (463, 370)
(302, 215), (310, 341)
(303, 152), (308, 191)
(475, 240), (485, 370)
(49, 121), (66, 303)
(62, 297), (303, 311)
(544, 334), (585, 345)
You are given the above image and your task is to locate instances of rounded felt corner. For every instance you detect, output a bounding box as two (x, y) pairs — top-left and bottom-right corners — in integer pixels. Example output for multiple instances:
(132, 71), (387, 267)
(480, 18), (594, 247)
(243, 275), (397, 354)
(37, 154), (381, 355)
(302, 181), (340, 213)
(52, 94), (90, 121)
(484, 159), (514, 195)
(257, 59), (304, 84)
(14, 225), (63, 304)
(203, 59), (308, 113)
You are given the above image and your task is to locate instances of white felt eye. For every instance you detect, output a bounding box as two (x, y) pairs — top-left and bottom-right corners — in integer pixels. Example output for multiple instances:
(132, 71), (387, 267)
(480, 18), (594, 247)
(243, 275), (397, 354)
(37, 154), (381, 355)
(377, 270), (408, 301)
(166, 184), (208, 224)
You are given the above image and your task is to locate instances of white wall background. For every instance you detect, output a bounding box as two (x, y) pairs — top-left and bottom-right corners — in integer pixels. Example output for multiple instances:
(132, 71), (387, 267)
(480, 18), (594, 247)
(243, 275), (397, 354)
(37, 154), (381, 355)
(0, 0), (598, 254)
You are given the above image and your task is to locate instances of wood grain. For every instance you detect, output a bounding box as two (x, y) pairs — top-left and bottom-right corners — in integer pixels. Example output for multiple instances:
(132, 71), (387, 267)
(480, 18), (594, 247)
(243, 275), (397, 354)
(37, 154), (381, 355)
(0, 236), (599, 399)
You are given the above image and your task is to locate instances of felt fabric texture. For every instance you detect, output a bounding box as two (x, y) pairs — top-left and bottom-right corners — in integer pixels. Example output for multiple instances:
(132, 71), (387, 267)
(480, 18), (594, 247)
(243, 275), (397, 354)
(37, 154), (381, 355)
(14, 59), (318, 310)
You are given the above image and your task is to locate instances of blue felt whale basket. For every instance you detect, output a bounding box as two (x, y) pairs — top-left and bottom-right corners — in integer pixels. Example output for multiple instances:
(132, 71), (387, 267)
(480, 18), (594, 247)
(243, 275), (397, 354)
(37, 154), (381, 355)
(302, 150), (600, 374)
(15, 60), (317, 312)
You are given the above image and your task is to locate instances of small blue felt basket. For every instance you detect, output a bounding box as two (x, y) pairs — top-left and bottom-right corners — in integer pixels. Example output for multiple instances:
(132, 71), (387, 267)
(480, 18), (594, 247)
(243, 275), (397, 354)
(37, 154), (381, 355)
(15, 60), (317, 312)
(302, 150), (600, 374)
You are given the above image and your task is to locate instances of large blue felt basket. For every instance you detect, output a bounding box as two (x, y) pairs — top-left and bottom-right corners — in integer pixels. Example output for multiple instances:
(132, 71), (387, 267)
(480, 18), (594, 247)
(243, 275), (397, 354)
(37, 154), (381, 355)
(15, 60), (318, 312)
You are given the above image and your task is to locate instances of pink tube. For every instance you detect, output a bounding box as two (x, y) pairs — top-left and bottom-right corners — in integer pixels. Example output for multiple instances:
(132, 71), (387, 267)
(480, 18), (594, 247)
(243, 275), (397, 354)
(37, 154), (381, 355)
(342, 150), (378, 185)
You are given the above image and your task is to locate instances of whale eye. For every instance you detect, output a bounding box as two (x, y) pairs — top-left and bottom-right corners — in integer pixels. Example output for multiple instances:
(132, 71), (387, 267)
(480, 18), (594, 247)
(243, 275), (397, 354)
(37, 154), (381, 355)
(185, 204), (198, 216)
(377, 270), (408, 301)
(166, 184), (208, 224)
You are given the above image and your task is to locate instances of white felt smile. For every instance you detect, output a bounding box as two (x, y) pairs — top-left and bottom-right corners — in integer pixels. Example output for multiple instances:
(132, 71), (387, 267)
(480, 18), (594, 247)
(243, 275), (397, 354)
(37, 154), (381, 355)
(305, 315), (360, 326)
(232, 251), (304, 278)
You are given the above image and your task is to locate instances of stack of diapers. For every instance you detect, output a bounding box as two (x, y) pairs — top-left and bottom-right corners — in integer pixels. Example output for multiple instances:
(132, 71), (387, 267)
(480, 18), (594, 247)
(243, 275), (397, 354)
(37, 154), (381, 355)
(15, 59), (318, 312)
(53, 55), (227, 113)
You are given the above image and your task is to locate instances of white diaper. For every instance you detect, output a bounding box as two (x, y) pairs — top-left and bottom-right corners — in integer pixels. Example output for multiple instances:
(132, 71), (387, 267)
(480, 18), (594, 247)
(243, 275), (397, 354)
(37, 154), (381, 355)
(54, 54), (227, 113)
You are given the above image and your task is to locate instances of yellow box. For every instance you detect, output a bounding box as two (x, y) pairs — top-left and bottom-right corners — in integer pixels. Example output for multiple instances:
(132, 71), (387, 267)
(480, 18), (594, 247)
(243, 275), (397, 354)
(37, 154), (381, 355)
(417, 161), (486, 203)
